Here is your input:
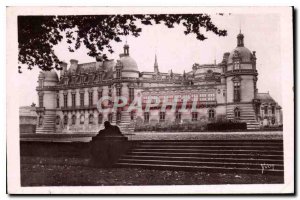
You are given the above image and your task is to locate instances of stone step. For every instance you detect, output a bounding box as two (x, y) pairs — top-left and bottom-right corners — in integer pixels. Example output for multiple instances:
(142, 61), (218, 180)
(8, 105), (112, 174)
(121, 155), (284, 164)
(117, 158), (284, 170)
(132, 148), (283, 155)
(115, 163), (284, 175)
(138, 140), (283, 145)
(136, 145), (283, 150)
(128, 151), (283, 160)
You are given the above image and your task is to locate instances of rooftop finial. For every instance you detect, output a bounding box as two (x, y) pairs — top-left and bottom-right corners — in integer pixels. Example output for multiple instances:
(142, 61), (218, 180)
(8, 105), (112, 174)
(154, 53), (159, 74)
(123, 40), (129, 55)
(237, 30), (244, 47)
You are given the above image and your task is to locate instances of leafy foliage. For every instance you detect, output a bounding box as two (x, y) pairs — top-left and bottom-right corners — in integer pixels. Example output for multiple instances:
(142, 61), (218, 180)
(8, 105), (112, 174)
(18, 14), (227, 72)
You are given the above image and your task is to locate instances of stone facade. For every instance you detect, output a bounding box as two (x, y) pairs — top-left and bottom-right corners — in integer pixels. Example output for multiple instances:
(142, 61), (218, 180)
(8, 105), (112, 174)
(19, 105), (37, 134)
(35, 32), (282, 134)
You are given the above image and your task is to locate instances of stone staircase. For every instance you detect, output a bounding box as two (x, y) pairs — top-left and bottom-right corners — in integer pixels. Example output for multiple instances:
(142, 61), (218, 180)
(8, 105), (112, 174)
(35, 114), (56, 134)
(115, 140), (284, 175)
(112, 111), (135, 135)
(226, 104), (260, 130)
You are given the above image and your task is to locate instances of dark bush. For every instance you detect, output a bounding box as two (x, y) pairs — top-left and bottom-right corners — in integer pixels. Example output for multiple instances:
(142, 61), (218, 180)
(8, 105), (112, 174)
(20, 124), (36, 133)
(207, 121), (247, 131)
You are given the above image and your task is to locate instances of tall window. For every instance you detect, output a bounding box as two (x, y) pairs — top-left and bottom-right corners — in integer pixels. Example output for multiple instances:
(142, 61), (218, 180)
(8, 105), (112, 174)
(192, 112), (198, 121)
(80, 93), (84, 107)
(129, 88), (134, 102)
(233, 60), (240, 70)
(89, 114), (94, 124)
(98, 114), (103, 124)
(64, 115), (68, 125)
(234, 107), (240, 119)
(80, 115), (85, 124)
(116, 69), (121, 78)
(116, 112), (121, 124)
(39, 116), (43, 126)
(98, 90), (102, 100)
(116, 87), (121, 96)
(208, 109), (215, 120)
(233, 82), (241, 102)
(72, 115), (76, 125)
(271, 106), (275, 115)
(38, 95), (43, 108)
(159, 112), (165, 122)
(175, 111), (181, 122)
(63, 94), (68, 107)
(144, 112), (149, 123)
(56, 116), (60, 125)
(56, 94), (60, 108)
(71, 93), (76, 107)
(264, 106), (268, 115)
(88, 91), (93, 106)
(108, 88), (112, 97)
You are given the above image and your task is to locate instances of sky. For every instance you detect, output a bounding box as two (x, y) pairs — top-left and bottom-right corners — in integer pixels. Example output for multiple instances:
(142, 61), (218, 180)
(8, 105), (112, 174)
(17, 13), (283, 106)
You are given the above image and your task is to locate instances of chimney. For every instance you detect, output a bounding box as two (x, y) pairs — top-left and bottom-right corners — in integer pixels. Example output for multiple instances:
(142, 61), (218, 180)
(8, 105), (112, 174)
(96, 56), (103, 70)
(70, 59), (78, 71)
(59, 62), (68, 76)
(222, 52), (230, 63)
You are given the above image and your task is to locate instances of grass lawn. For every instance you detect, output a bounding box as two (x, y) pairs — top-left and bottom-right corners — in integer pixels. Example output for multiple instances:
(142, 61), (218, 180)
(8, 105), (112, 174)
(21, 157), (283, 186)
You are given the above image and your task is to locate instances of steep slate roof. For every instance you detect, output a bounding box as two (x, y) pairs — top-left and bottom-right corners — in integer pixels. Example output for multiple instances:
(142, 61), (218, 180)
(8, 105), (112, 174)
(257, 93), (276, 103)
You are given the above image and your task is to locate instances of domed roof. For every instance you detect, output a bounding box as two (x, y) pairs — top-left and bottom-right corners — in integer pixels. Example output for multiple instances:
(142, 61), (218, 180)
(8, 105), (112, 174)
(119, 55), (139, 71)
(228, 46), (253, 63)
(43, 70), (59, 82)
(228, 31), (253, 64)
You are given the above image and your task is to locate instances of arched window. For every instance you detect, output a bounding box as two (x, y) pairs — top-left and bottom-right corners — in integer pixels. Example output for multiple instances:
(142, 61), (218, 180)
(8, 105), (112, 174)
(144, 112), (149, 123)
(89, 114), (94, 124)
(72, 115), (76, 125)
(233, 60), (240, 70)
(80, 114), (85, 124)
(56, 116), (60, 125)
(130, 111), (135, 121)
(208, 109), (215, 120)
(39, 116), (43, 126)
(116, 68), (121, 78)
(233, 82), (241, 102)
(116, 112), (121, 124)
(63, 115), (68, 125)
(98, 114), (103, 124)
(234, 107), (240, 119)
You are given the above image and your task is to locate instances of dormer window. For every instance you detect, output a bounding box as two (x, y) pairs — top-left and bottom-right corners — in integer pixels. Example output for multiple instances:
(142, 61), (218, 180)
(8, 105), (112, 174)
(116, 69), (121, 79)
(233, 60), (240, 70)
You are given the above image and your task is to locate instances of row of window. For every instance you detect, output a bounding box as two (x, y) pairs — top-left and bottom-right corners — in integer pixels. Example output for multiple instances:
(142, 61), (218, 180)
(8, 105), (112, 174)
(50, 107), (242, 126)
(143, 110), (216, 123)
(58, 113), (110, 125)
(262, 105), (276, 115)
(55, 88), (134, 108)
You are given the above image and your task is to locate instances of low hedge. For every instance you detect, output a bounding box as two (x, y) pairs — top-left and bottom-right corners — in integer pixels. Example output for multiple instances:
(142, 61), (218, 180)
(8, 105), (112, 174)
(207, 121), (247, 131)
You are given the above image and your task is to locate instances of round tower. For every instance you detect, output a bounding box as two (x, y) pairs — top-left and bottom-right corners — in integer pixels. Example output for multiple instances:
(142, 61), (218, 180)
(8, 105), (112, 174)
(224, 31), (259, 129)
(35, 70), (59, 133)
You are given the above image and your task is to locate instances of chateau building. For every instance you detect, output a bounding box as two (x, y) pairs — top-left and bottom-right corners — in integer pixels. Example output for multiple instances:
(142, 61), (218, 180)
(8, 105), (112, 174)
(35, 32), (282, 134)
